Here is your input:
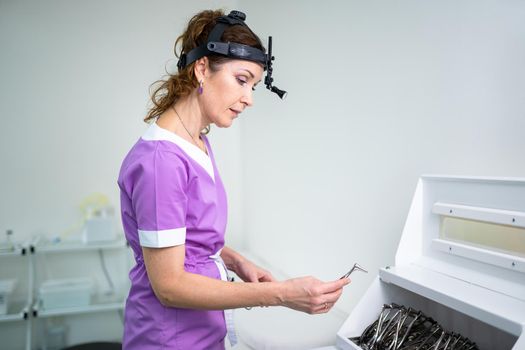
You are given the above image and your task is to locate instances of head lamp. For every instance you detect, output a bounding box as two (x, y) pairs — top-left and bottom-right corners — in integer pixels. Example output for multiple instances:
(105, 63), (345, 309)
(177, 10), (287, 99)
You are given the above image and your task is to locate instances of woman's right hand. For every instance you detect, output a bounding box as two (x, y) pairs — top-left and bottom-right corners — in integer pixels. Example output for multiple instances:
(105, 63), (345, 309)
(279, 276), (350, 314)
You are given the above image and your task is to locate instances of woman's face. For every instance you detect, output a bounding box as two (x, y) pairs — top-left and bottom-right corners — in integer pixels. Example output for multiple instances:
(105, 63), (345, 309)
(199, 59), (264, 128)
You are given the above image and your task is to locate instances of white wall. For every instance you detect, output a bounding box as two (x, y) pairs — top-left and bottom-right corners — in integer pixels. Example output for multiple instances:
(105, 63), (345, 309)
(239, 0), (525, 314)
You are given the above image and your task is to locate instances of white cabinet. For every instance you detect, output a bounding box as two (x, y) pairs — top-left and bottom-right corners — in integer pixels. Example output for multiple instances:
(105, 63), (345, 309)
(333, 176), (525, 350)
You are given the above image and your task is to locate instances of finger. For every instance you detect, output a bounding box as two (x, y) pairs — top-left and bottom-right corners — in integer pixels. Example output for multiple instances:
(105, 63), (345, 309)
(318, 277), (351, 294)
(260, 272), (276, 282)
(322, 288), (344, 304)
(313, 301), (333, 314)
(249, 273), (260, 282)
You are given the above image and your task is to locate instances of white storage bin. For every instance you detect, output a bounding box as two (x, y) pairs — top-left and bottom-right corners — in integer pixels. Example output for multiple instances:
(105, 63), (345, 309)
(82, 217), (116, 243)
(0, 279), (16, 315)
(39, 278), (93, 310)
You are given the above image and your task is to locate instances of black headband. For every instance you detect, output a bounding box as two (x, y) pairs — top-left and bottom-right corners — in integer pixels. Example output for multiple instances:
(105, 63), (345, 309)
(177, 10), (287, 99)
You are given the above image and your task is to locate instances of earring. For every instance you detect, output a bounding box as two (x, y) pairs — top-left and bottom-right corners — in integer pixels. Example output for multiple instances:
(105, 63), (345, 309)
(198, 80), (203, 95)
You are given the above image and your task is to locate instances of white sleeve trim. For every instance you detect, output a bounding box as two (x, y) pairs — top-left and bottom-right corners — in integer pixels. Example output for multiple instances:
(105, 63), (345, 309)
(138, 227), (186, 248)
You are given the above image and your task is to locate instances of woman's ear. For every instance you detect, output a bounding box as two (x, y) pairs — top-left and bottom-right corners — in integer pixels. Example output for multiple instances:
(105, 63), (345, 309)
(193, 57), (209, 82)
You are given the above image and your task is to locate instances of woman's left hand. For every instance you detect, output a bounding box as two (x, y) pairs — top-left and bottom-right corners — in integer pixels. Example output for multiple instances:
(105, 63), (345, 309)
(235, 259), (276, 283)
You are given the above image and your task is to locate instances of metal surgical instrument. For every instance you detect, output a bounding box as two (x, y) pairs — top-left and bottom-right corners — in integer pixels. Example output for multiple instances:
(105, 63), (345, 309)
(340, 263), (368, 279)
(350, 303), (479, 350)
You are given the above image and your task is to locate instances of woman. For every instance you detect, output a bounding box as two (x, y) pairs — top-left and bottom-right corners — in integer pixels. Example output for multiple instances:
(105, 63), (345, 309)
(118, 9), (350, 350)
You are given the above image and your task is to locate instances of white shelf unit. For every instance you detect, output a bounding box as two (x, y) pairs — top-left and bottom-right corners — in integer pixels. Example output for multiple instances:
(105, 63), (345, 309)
(0, 301), (30, 322)
(0, 244), (33, 350)
(30, 238), (130, 349)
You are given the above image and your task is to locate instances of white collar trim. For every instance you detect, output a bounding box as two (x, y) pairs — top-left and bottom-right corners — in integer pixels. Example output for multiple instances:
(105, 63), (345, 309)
(142, 122), (215, 181)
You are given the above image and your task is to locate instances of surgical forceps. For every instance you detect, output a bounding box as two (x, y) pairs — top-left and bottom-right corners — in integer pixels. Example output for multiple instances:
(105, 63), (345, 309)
(340, 263), (368, 279)
(350, 303), (479, 350)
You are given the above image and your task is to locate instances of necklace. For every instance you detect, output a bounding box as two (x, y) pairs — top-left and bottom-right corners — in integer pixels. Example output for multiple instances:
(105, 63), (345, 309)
(171, 106), (205, 153)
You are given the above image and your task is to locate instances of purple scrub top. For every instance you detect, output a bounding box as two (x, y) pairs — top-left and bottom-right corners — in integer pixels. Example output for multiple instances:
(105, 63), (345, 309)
(118, 122), (228, 350)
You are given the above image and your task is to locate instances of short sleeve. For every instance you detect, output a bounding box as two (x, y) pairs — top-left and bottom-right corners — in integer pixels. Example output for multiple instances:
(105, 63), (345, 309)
(131, 149), (188, 248)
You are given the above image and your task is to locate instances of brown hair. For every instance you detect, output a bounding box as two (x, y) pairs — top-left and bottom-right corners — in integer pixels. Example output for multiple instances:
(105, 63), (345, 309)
(144, 9), (265, 123)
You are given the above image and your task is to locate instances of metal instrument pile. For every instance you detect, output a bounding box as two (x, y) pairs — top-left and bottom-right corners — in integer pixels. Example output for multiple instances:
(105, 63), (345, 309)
(349, 303), (479, 350)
